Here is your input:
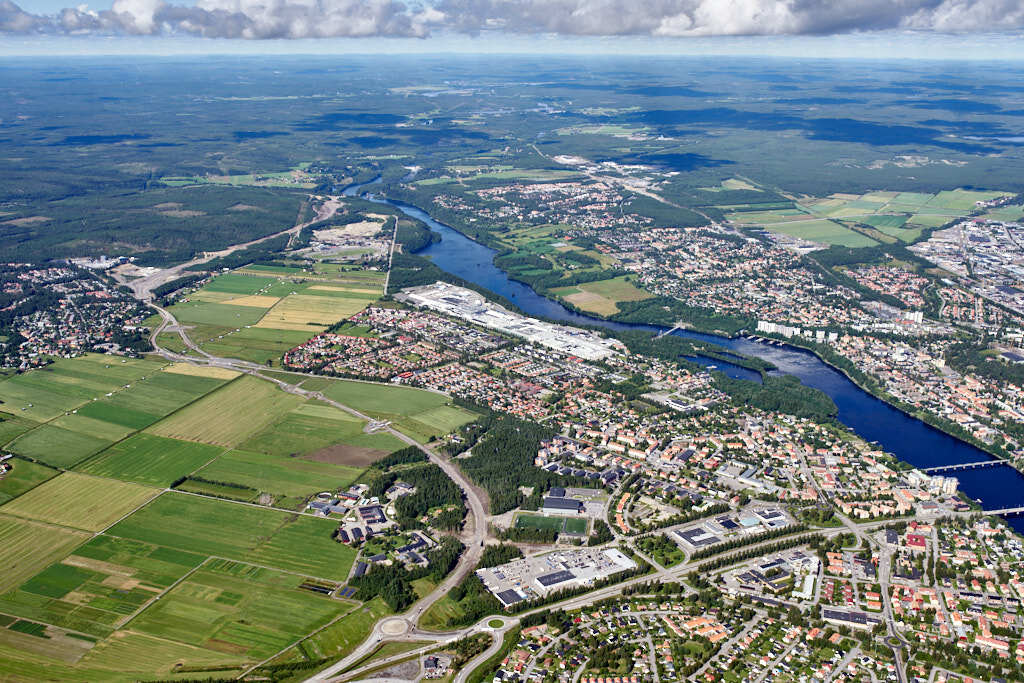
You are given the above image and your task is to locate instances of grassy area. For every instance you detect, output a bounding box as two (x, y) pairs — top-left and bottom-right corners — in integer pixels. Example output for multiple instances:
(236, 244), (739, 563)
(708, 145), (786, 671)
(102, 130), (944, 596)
(298, 597), (390, 661)
(193, 449), (363, 498)
(147, 375), (304, 448)
(0, 472), (159, 532)
(319, 379), (477, 443)
(761, 218), (878, 247)
(551, 275), (652, 316)
(514, 513), (588, 535)
(107, 492), (356, 581)
(0, 515), (89, 594)
(131, 559), (344, 662)
(0, 459), (58, 505)
(418, 594), (467, 631)
(77, 434), (225, 486)
(0, 535), (204, 638)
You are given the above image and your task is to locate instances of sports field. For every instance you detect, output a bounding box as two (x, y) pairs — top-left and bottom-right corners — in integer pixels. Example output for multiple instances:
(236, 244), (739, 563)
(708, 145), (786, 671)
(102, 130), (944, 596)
(515, 513), (589, 535)
(147, 375), (303, 447)
(0, 473), (159, 532)
(77, 434), (225, 486)
(107, 492), (357, 581)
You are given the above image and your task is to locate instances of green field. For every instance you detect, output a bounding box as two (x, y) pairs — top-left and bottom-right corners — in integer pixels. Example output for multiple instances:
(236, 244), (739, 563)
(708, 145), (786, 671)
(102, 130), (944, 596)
(0, 355), (167, 422)
(514, 514), (588, 535)
(319, 380), (477, 443)
(294, 597), (389, 662)
(551, 275), (652, 316)
(193, 449), (363, 498)
(0, 515), (89, 594)
(130, 559), (344, 661)
(77, 434), (225, 486)
(762, 219), (878, 247)
(107, 492), (356, 581)
(0, 459), (58, 505)
(1, 360), (229, 469)
(203, 273), (278, 295)
(238, 401), (368, 457)
(0, 536), (204, 637)
(0, 472), (159, 532)
(147, 375), (303, 447)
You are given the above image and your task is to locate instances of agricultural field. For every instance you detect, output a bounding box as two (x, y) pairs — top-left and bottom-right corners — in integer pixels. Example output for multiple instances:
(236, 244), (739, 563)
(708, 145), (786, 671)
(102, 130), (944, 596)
(0, 536), (204, 638)
(550, 275), (653, 316)
(130, 559), (344, 662)
(238, 400), (404, 464)
(284, 597), (389, 664)
(77, 434), (225, 487)
(107, 492), (357, 581)
(192, 449), (363, 499)
(147, 375), (303, 447)
(319, 379), (477, 443)
(723, 187), (1011, 246)
(160, 267), (383, 362)
(0, 354), (167, 422)
(0, 515), (89, 594)
(0, 472), (159, 532)
(1, 358), (232, 469)
(0, 459), (58, 505)
(760, 218), (878, 247)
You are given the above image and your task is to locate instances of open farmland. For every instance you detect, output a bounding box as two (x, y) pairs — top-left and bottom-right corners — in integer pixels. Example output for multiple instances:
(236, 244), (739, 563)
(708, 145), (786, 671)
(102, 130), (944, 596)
(319, 379), (477, 443)
(130, 559), (343, 661)
(193, 449), (363, 500)
(551, 275), (652, 316)
(147, 375), (303, 447)
(0, 355), (167, 422)
(253, 293), (372, 332)
(0, 536), (204, 638)
(1, 359), (232, 469)
(0, 459), (57, 505)
(723, 187), (1011, 246)
(0, 473), (159, 532)
(0, 515), (89, 594)
(77, 434), (225, 486)
(107, 492), (356, 581)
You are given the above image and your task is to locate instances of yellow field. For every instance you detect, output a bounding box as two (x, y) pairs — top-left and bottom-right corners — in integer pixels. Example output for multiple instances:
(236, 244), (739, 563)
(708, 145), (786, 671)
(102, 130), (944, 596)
(0, 473), (159, 532)
(163, 363), (241, 380)
(148, 375), (303, 447)
(0, 515), (89, 593)
(254, 294), (370, 331)
(224, 295), (281, 308)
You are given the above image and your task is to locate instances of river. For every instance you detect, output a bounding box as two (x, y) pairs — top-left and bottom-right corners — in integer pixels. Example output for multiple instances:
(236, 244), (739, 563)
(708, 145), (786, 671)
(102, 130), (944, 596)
(344, 179), (1024, 527)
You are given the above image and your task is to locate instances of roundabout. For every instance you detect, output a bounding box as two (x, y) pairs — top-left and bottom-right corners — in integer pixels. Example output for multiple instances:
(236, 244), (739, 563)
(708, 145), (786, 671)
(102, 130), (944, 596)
(379, 618), (410, 637)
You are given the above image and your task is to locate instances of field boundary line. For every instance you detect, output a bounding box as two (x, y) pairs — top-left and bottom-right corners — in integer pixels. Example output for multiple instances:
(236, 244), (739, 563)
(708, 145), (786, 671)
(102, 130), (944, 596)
(116, 556), (210, 630)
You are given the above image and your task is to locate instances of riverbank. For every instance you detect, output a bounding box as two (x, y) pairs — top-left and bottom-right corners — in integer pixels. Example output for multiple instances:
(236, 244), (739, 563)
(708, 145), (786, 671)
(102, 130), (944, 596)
(341, 178), (1024, 527)
(752, 330), (1020, 474)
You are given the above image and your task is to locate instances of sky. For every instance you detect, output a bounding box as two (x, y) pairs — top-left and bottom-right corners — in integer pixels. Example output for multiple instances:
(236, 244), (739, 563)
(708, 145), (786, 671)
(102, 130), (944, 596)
(3, 0), (1024, 58)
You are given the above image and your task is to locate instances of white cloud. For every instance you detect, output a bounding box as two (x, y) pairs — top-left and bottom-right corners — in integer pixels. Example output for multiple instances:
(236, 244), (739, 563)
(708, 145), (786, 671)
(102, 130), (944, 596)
(5, 0), (1024, 39)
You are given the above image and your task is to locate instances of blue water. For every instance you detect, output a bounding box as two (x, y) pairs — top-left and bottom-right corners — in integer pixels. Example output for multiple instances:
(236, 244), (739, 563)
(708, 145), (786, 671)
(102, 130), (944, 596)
(345, 180), (1024, 526)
